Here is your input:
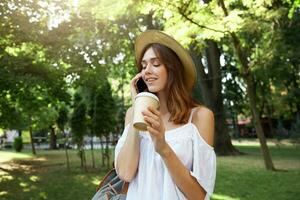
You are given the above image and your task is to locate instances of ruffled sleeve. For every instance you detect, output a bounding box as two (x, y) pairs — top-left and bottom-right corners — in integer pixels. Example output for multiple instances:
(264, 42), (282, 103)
(114, 124), (130, 169)
(190, 129), (217, 199)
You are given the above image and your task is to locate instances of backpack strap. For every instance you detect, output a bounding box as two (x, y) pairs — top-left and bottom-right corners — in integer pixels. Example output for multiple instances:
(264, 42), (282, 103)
(121, 182), (129, 194)
(96, 168), (129, 194)
(97, 168), (117, 190)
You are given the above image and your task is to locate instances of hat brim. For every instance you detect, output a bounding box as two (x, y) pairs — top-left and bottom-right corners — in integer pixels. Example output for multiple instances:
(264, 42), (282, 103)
(135, 30), (196, 91)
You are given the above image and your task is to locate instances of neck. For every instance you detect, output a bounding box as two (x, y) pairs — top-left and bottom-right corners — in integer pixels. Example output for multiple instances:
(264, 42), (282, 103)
(157, 91), (169, 116)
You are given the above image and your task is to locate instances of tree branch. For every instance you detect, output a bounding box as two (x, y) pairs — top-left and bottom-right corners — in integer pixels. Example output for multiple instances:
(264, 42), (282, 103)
(158, 0), (227, 34)
(176, 4), (227, 34)
(217, 0), (250, 76)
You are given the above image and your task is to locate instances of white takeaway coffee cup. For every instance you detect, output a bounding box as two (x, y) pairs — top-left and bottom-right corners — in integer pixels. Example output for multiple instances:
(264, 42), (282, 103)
(133, 92), (160, 131)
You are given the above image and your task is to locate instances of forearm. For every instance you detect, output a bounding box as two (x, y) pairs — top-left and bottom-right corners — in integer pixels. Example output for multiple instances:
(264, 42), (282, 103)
(116, 124), (140, 182)
(160, 145), (206, 200)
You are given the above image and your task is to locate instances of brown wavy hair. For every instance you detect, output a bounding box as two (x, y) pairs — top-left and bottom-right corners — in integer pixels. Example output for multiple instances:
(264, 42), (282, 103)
(137, 43), (200, 124)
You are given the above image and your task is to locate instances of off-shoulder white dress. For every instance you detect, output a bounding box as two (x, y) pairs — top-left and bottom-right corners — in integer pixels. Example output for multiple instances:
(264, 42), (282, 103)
(115, 108), (216, 200)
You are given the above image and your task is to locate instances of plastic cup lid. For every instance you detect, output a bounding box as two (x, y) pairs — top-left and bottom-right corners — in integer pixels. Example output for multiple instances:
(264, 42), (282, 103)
(135, 92), (159, 102)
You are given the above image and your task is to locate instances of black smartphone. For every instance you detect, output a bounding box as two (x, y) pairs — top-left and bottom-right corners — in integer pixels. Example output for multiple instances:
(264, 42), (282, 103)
(136, 78), (148, 93)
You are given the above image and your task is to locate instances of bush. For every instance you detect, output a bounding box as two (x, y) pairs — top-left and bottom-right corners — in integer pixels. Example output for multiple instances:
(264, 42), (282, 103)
(13, 137), (23, 152)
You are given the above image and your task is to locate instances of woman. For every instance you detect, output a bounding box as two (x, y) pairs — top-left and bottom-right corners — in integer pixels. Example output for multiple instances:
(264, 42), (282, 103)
(115, 30), (216, 200)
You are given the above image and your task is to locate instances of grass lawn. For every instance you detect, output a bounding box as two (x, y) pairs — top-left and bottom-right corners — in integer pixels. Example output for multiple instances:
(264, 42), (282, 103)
(213, 141), (300, 200)
(0, 149), (111, 200)
(0, 151), (32, 163)
(0, 141), (299, 200)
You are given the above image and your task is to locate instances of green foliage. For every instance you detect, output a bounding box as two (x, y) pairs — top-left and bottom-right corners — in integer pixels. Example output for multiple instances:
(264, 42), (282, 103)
(93, 80), (117, 137)
(221, 48), (248, 115)
(0, 0), (71, 134)
(286, 0), (300, 18)
(0, 42), (69, 132)
(145, 0), (299, 122)
(13, 137), (23, 152)
(0, 0), (299, 153)
(70, 93), (87, 146)
(57, 105), (69, 133)
(70, 92), (88, 168)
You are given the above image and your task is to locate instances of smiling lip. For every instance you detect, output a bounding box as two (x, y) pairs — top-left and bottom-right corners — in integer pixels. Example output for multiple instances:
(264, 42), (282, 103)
(145, 77), (157, 83)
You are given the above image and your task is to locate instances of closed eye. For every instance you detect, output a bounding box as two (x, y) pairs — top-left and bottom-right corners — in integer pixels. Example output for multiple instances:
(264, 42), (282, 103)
(141, 57), (161, 69)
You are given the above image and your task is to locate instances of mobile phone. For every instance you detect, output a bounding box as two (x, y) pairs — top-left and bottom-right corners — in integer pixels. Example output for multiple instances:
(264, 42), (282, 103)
(136, 78), (148, 93)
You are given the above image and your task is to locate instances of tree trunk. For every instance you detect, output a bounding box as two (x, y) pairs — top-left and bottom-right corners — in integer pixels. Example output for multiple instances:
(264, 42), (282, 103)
(207, 41), (240, 155)
(29, 126), (36, 155)
(64, 131), (70, 171)
(50, 125), (57, 149)
(218, 0), (275, 170)
(90, 133), (95, 168)
(191, 41), (240, 155)
(80, 148), (83, 168)
(245, 74), (275, 170)
(79, 145), (87, 171)
(82, 148), (87, 172)
(99, 136), (105, 166)
(105, 135), (110, 167)
(176, 0), (239, 155)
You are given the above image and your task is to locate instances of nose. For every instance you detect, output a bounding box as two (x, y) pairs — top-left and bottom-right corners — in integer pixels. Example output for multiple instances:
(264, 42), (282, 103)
(144, 63), (153, 74)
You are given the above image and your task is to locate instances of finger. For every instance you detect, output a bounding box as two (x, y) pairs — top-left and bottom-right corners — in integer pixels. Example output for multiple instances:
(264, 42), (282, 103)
(144, 116), (160, 128)
(142, 109), (159, 121)
(131, 73), (142, 84)
(148, 106), (160, 116)
(147, 126), (160, 135)
(134, 72), (142, 78)
(134, 73), (142, 81)
(131, 74), (143, 95)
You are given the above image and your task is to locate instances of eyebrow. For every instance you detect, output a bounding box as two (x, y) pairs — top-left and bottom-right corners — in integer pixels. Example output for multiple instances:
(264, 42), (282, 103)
(141, 57), (160, 63)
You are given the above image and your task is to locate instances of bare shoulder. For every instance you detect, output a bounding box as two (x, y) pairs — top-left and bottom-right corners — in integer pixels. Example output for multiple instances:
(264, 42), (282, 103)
(191, 106), (215, 147)
(124, 106), (133, 127)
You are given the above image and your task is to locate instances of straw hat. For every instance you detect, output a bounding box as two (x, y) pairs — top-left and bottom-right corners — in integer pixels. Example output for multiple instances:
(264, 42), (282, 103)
(134, 30), (197, 91)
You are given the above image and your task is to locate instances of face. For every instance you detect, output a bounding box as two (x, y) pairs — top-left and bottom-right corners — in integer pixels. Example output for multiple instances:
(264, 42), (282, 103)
(141, 47), (168, 93)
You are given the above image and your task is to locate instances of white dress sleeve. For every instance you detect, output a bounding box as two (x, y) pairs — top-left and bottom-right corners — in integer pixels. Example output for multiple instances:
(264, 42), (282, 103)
(190, 130), (217, 199)
(114, 124), (130, 170)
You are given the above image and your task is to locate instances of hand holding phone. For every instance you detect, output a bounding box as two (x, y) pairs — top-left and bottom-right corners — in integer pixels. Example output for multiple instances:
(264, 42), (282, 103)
(136, 78), (148, 93)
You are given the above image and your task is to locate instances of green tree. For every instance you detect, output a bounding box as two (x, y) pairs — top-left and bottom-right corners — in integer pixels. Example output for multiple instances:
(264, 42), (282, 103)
(0, 0), (70, 154)
(93, 80), (117, 167)
(70, 93), (87, 170)
(134, 0), (239, 155)
(13, 136), (23, 152)
(57, 105), (70, 170)
(140, 0), (298, 170)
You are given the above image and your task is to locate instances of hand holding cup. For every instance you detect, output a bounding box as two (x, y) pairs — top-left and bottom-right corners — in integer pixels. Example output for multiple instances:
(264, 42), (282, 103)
(133, 92), (159, 131)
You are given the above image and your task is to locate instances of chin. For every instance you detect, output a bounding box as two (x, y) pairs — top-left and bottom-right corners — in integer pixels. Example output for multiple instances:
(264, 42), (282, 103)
(148, 87), (162, 93)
